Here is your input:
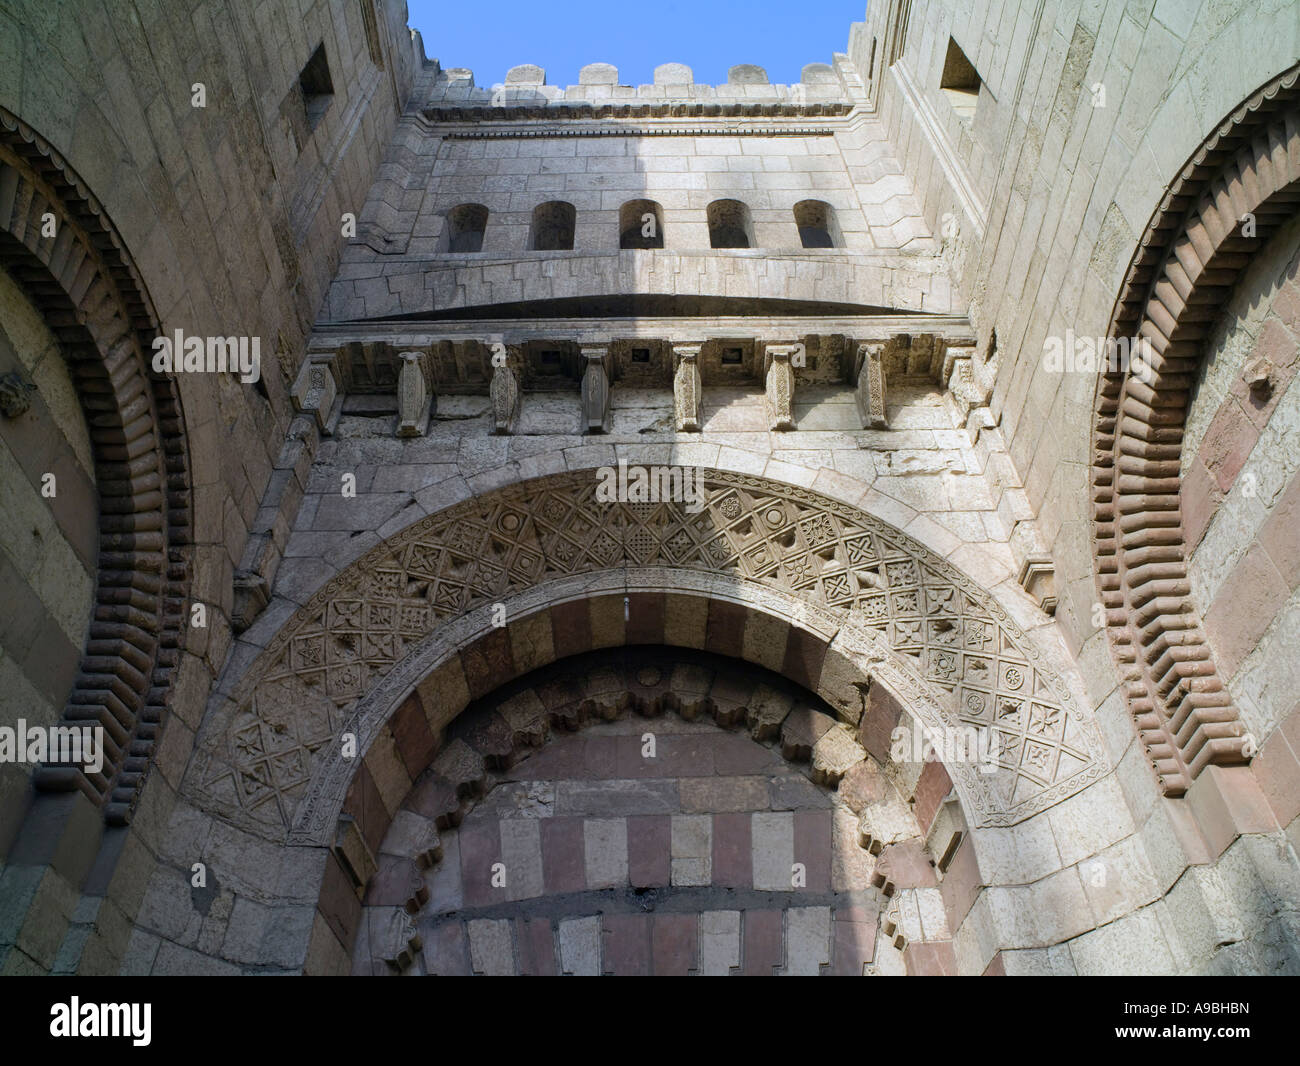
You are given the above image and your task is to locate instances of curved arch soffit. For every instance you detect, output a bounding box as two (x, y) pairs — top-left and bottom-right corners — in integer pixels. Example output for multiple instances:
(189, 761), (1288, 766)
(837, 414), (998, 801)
(0, 106), (193, 824)
(189, 469), (1106, 841)
(1092, 63), (1300, 795)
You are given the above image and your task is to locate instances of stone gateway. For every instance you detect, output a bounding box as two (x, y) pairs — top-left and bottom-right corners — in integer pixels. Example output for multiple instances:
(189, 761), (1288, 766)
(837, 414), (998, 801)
(0, 1), (1297, 978)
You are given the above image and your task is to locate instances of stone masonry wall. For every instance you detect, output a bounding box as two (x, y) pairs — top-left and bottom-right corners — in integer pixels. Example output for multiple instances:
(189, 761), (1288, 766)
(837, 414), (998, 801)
(0, 0), (417, 975)
(867, 0), (1300, 673)
(0, 266), (96, 864)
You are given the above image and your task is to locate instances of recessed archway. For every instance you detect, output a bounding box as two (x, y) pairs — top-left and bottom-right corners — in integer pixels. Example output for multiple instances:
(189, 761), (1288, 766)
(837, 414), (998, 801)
(1091, 64), (1300, 795)
(0, 106), (193, 823)
(347, 646), (959, 976)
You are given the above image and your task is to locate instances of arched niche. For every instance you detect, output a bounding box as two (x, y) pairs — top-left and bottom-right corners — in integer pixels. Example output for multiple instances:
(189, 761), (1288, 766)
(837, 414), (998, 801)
(1091, 63), (1300, 795)
(0, 106), (193, 824)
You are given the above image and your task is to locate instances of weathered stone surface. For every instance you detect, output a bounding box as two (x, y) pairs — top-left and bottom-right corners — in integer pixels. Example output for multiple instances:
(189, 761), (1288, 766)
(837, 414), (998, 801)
(9, 0), (1292, 980)
(746, 685), (795, 742)
(780, 707), (837, 762)
(858, 797), (916, 855)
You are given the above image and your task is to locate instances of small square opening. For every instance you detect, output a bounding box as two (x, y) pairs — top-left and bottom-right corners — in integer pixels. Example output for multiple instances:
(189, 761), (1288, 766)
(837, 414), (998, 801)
(631, 348), (651, 364)
(721, 348), (743, 366)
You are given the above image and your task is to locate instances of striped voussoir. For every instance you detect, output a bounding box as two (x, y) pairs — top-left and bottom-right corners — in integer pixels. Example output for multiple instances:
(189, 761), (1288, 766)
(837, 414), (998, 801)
(1092, 64), (1300, 796)
(0, 107), (192, 824)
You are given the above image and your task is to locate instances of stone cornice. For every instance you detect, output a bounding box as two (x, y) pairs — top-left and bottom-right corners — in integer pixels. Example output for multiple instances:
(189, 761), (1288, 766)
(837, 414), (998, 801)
(421, 101), (855, 130)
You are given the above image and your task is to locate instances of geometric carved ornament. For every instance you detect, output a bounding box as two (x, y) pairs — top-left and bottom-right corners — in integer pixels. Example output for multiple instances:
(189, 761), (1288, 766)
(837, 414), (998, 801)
(191, 470), (1104, 836)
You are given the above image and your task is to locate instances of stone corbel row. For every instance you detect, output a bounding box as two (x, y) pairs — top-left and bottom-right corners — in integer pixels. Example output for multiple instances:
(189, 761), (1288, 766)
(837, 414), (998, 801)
(587, 339), (889, 435)
(295, 337), (903, 438)
(292, 348), (439, 439)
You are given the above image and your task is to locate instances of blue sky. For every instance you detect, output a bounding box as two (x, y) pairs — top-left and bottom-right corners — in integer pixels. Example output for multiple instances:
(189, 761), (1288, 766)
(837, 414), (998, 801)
(405, 0), (868, 89)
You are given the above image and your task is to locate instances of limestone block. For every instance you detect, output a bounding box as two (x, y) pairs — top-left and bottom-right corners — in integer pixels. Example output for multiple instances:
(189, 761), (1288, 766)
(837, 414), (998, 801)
(580, 345), (611, 434)
(670, 814), (712, 886)
(801, 63), (838, 84)
(467, 918), (516, 975)
(396, 351), (431, 437)
(746, 684), (795, 741)
(496, 689), (549, 747)
(855, 342), (887, 429)
(672, 344), (702, 431)
(499, 818), (544, 901)
(334, 816), (377, 895)
(895, 889), (924, 942)
(752, 811), (795, 891)
(558, 916), (601, 975)
(783, 906), (831, 974)
(915, 889), (946, 935)
(810, 727), (867, 787)
(764, 344), (797, 431)
(654, 63), (693, 86)
(728, 64), (768, 85)
(1016, 552), (1058, 615)
(832, 806), (876, 892)
(291, 351), (341, 432)
(490, 360), (520, 434)
(925, 796), (966, 869)
(583, 818), (628, 888)
(580, 63), (618, 85)
(780, 706), (837, 761)
(505, 64), (545, 85)
(370, 908), (422, 972)
(857, 796), (916, 855)
(430, 739), (486, 799)
(230, 570), (269, 633)
(380, 810), (442, 869)
(866, 925), (908, 974)
(698, 910), (741, 975)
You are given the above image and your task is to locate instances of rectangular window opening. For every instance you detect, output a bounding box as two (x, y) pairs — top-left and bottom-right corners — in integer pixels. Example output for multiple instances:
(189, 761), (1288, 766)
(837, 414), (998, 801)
(940, 37), (980, 125)
(300, 43), (335, 130)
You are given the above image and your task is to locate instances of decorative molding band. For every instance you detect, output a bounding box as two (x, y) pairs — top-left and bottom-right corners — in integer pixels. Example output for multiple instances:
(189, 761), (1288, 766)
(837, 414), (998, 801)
(439, 124), (842, 140)
(423, 101), (854, 127)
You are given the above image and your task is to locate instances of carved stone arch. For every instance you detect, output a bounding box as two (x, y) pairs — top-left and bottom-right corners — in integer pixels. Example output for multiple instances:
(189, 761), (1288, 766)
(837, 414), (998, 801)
(1092, 64), (1300, 796)
(348, 645), (934, 975)
(0, 106), (192, 824)
(187, 469), (1105, 842)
